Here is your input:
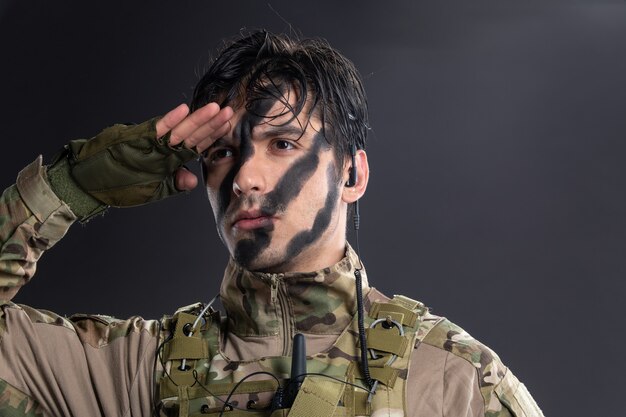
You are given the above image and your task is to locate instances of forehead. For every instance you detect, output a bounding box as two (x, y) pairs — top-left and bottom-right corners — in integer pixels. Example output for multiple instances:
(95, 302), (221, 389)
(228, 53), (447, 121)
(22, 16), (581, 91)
(227, 85), (323, 138)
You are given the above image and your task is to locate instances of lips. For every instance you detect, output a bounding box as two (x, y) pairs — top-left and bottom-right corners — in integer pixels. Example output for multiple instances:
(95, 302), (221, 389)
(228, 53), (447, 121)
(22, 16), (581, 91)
(232, 210), (275, 231)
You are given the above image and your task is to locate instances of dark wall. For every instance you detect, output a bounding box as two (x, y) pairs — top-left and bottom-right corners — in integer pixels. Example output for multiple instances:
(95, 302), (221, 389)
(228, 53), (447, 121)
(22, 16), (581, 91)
(1, 1), (625, 416)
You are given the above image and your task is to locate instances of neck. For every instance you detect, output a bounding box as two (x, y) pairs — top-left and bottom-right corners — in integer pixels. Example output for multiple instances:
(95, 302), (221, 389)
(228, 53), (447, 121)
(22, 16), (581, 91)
(270, 235), (347, 273)
(219, 244), (369, 356)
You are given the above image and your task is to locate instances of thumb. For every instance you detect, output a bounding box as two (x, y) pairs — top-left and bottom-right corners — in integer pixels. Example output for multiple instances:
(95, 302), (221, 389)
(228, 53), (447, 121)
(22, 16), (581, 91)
(175, 167), (198, 191)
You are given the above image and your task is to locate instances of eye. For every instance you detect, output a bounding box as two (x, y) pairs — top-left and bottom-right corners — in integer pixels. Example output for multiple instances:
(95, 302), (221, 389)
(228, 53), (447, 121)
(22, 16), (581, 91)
(272, 140), (296, 151)
(208, 148), (234, 164)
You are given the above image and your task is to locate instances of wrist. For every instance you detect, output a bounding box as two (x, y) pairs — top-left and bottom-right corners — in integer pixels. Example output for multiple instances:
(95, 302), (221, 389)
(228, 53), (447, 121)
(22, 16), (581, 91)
(46, 152), (108, 222)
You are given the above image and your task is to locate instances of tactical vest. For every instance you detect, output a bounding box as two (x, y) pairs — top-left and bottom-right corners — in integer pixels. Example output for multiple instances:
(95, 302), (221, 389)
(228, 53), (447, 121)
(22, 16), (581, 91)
(156, 294), (442, 417)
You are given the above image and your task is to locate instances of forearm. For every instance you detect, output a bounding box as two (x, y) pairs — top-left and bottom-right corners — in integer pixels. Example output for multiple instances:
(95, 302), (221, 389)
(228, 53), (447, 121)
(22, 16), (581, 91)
(0, 104), (227, 302)
(0, 157), (77, 301)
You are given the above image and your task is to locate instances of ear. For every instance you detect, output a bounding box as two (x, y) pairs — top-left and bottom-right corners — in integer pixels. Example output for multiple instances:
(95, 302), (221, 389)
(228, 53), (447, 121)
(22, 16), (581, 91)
(342, 149), (369, 204)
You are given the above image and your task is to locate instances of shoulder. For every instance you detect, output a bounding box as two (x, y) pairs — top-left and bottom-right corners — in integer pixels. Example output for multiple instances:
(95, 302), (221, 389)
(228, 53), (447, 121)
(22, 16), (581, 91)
(366, 292), (501, 378)
(0, 301), (160, 348)
(412, 308), (544, 417)
(419, 313), (507, 386)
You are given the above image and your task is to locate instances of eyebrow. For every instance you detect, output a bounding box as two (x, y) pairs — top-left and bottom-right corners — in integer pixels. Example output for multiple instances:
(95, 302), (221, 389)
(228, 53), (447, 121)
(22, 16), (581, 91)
(206, 124), (307, 153)
(256, 124), (306, 140)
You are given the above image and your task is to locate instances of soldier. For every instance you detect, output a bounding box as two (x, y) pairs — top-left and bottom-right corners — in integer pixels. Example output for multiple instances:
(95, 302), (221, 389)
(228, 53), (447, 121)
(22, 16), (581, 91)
(0, 31), (544, 416)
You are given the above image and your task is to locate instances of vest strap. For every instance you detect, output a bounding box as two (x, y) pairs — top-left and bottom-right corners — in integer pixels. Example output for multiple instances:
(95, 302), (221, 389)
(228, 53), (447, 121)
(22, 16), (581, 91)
(174, 312), (200, 337)
(160, 376), (278, 400)
(365, 328), (409, 357)
(177, 385), (189, 417)
(163, 312), (210, 360)
(369, 302), (419, 327)
(163, 337), (207, 360)
(353, 391), (370, 416)
(288, 376), (346, 417)
(354, 365), (399, 388)
(391, 294), (424, 311)
(368, 366), (398, 388)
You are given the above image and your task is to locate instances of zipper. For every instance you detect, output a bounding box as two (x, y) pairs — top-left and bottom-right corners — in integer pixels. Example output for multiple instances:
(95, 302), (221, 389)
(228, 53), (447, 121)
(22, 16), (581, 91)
(269, 274), (292, 356)
(270, 275), (279, 304)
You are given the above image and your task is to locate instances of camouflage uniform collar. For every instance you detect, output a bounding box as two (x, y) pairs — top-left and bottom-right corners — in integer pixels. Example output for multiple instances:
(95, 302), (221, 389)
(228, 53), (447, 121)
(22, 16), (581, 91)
(219, 244), (369, 338)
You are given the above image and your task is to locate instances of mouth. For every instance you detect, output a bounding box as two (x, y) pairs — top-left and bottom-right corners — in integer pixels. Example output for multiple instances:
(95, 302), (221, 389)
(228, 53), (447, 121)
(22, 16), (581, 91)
(232, 210), (275, 231)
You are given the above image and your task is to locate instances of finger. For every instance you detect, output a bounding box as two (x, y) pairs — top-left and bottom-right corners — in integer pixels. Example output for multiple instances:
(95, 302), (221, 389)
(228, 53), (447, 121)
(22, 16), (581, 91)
(185, 106), (234, 150)
(175, 168), (198, 191)
(169, 102), (221, 146)
(156, 103), (189, 139)
(196, 119), (233, 154)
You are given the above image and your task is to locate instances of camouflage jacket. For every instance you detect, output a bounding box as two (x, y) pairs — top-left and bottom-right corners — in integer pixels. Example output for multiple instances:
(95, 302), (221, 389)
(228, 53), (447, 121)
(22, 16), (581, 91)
(0, 157), (544, 416)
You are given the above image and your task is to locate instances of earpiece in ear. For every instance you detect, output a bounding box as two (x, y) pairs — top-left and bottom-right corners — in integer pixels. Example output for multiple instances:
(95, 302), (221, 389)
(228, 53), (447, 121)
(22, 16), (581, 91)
(346, 144), (357, 187)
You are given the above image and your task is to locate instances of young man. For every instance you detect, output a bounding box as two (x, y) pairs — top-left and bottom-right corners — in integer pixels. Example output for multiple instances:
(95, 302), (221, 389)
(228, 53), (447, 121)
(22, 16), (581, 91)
(0, 31), (544, 416)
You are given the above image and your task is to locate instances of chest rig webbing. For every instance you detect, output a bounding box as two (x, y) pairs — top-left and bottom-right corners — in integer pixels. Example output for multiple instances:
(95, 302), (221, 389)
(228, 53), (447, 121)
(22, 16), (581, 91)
(155, 294), (442, 417)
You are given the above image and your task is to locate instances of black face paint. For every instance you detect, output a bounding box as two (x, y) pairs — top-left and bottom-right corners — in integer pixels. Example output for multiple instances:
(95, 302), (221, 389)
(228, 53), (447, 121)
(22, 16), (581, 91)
(234, 224), (273, 268)
(281, 163), (341, 264)
(261, 132), (327, 215)
(215, 97), (275, 232)
(232, 132), (328, 268)
(212, 84), (338, 270)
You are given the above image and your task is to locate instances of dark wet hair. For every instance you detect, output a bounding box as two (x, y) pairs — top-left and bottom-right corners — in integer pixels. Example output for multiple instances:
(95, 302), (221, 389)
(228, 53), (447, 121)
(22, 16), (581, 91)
(191, 30), (369, 165)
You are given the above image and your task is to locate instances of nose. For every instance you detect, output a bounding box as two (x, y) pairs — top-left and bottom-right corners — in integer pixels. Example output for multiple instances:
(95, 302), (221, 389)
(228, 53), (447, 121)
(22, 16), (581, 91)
(232, 152), (267, 197)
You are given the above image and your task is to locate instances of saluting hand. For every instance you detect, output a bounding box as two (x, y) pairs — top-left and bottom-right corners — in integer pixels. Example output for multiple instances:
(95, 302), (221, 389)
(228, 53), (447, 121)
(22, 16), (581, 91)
(156, 102), (234, 191)
(65, 102), (234, 207)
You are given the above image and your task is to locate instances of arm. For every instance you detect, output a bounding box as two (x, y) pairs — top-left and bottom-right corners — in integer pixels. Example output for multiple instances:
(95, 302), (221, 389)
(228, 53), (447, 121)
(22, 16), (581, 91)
(0, 103), (232, 415)
(0, 158), (77, 301)
(0, 172), (155, 416)
(0, 102), (233, 302)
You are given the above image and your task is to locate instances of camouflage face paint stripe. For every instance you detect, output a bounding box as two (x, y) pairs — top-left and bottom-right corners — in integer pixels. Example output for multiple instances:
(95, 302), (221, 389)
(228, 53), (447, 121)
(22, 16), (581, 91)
(261, 131), (328, 216)
(278, 163), (341, 270)
(216, 97), (275, 230)
(234, 132), (327, 267)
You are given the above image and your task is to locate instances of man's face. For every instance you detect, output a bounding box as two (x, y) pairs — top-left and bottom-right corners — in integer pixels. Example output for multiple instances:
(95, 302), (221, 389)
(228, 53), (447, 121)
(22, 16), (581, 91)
(202, 94), (347, 272)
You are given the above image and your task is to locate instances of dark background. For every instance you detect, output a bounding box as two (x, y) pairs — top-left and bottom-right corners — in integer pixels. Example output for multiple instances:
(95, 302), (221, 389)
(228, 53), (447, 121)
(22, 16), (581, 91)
(1, 1), (625, 416)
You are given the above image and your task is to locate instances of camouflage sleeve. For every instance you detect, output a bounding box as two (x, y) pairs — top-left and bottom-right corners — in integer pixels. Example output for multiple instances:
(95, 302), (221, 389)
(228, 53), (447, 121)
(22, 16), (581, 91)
(0, 158), (167, 415)
(492, 367), (544, 417)
(0, 379), (44, 417)
(421, 318), (545, 417)
(0, 157), (77, 301)
(0, 303), (164, 416)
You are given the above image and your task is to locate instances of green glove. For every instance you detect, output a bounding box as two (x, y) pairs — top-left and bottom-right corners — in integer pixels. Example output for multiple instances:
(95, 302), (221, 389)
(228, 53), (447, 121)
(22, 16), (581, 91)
(65, 117), (198, 207)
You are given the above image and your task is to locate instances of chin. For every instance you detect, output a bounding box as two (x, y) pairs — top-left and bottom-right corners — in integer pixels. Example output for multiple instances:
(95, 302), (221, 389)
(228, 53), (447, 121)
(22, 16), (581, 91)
(233, 246), (292, 273)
